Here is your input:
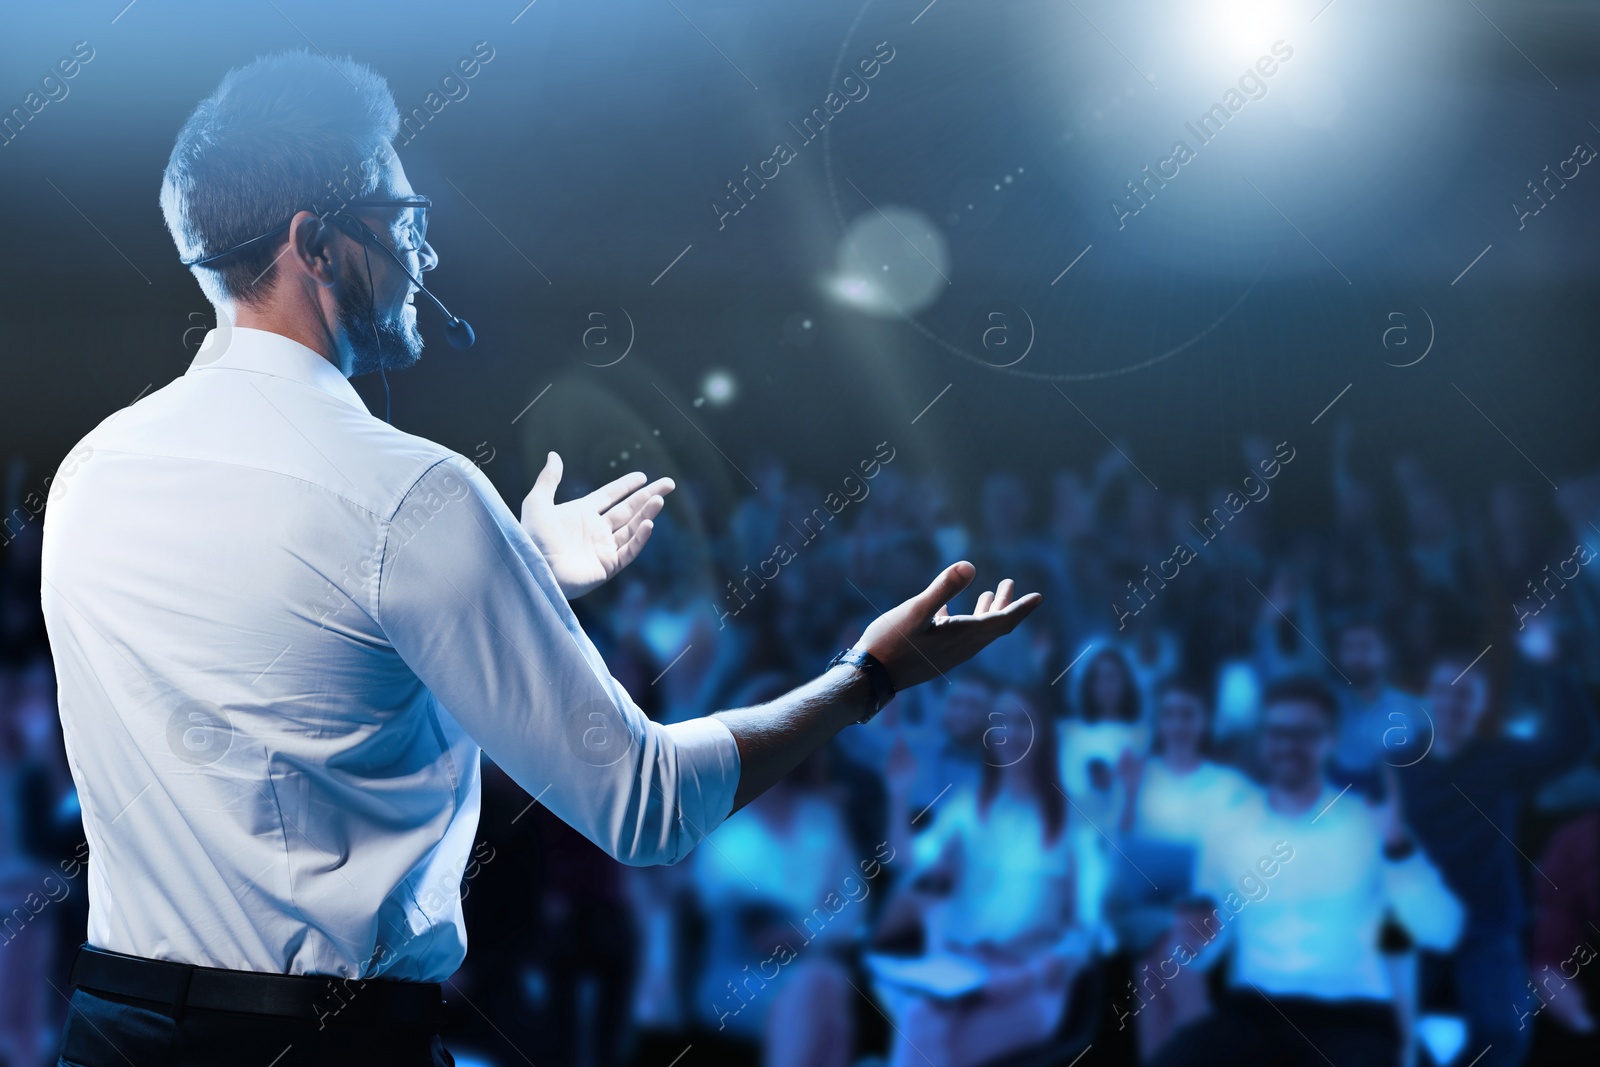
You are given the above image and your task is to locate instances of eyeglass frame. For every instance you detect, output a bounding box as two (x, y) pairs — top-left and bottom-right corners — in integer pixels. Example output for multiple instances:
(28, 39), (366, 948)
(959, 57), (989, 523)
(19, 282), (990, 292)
(180, 197), (432, 268)
(1261, 723), (1331, 743)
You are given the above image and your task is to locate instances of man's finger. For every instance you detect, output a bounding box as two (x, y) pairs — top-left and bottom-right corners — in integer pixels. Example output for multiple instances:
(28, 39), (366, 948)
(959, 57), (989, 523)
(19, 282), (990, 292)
(605, 477), (673, 531)
(975, 590), (994, 614)
(587, 470), (651, 514)
(911, 561), (976, 620)
(996, 591), (1043, 627)
(991, 578), (1015, 612)
(613, 494), (666, 546)
(613, 518), (655, 572)
(949, 591), (1042, 628)
(528, 451), (564, 505)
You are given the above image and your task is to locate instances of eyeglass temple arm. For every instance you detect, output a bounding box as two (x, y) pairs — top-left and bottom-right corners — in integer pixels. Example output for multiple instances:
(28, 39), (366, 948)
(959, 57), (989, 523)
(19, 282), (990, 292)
(343, 217), (458, 325)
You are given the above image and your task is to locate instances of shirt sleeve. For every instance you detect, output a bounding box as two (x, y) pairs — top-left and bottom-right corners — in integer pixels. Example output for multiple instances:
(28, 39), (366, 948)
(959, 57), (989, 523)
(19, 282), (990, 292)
(375, 455), (741, 866)
(1382, 844), (1465, 952)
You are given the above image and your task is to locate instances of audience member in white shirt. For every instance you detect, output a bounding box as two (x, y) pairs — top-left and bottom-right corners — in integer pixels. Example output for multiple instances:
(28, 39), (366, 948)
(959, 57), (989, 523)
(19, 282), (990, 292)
(1060, 647), (1148, 935)
(1114, 674), (1255, 1060)
(875, 685), (1088, 1067)
(1149, 675), (1463, 1067)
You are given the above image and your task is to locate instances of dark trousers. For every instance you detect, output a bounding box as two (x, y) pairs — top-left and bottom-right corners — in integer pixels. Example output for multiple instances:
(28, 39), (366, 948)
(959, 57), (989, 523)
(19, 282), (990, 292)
(1148, 991), (1400, 1067)
(57, 985), (455, 1067)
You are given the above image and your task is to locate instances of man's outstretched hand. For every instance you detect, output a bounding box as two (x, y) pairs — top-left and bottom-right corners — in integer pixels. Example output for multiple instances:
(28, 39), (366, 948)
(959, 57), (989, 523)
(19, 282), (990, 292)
(854, 561), (1042, 691)
(520, 452), (674, 600)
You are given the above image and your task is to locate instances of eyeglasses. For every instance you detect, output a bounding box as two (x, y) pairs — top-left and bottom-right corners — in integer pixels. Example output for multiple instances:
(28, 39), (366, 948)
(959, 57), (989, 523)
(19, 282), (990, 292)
(180, 196), (432, 268)
(1262, 725), (1329, 743)
(346, 197), (430, 254)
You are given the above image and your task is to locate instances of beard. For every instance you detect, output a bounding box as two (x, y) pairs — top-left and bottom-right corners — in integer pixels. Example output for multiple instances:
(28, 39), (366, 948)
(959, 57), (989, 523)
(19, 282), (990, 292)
(338, 254), (424, 377)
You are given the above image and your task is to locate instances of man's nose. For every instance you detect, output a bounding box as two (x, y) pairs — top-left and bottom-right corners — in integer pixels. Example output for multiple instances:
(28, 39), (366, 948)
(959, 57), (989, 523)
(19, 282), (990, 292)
(418, 239), (438, 273)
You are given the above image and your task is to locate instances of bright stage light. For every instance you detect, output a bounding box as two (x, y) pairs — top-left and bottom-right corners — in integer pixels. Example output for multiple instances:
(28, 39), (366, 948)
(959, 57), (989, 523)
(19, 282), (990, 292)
(1198, 0), (1291, 62)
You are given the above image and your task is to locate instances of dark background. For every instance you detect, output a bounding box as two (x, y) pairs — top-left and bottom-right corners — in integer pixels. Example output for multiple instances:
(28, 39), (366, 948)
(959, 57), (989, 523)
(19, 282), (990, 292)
(1, 0), (1596, 522)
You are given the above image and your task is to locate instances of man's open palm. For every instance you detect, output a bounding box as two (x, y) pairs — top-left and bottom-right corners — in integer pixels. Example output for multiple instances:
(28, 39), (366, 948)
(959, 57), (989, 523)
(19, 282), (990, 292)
(520, 452), (674, 600)
(856, 561), (1043, 690)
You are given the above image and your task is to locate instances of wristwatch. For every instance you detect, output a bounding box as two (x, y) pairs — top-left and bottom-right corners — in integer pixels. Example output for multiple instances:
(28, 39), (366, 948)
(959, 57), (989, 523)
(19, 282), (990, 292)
(827, 647), (897, 724)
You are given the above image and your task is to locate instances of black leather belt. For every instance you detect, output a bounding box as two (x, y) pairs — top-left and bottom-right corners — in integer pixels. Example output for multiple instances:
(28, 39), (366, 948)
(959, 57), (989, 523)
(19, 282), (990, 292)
(69, 944), (444, 1029)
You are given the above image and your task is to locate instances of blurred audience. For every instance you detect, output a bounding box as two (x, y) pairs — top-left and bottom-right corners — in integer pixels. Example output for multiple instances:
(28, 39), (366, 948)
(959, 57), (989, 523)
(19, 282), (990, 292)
(8, 425), (1600, 1067)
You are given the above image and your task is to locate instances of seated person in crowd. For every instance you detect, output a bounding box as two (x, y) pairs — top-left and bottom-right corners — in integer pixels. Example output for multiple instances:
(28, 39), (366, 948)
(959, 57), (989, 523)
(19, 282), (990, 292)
(1329, 617), (1418, 797)
(1401, 651), (1596, 1067)
(692, 736), (865, 1067)
(1062, 647), (1148, 798)
(888, 668), (992, 839)
(874, 686), (1088, 1067)
(1061, 646), (1148, 933)
(1151, 676), (1464, 1067)
(1114, 675), (1255, 1061)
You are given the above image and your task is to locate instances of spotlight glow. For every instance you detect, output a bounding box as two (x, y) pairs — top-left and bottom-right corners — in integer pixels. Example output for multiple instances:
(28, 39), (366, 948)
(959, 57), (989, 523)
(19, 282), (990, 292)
(702, 370), (736, 406)
(824, 206), (950, 318)
(1199, 0), (1290, 61)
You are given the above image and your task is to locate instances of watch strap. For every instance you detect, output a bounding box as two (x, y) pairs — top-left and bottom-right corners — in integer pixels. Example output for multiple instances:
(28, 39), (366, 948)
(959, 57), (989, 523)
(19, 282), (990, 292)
(827, 647), (896, 724)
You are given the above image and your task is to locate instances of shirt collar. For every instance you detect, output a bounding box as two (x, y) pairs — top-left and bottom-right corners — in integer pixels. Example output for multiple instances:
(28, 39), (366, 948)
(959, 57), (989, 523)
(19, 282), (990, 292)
(185, 325), (369, 415)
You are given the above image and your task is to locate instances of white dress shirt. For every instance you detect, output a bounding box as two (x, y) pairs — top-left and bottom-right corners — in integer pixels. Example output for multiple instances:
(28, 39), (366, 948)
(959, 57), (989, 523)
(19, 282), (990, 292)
(40, 326), (742, 982)
(1194, 782), (1463, 1001)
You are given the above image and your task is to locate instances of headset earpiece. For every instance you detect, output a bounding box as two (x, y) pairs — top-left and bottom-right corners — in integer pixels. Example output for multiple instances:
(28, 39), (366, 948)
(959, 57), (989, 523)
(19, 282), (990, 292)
(325, 212), (369, 245)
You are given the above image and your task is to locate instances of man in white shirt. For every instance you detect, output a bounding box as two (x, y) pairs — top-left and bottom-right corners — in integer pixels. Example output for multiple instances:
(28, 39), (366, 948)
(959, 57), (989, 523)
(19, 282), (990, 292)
(42, 51), (1041, 1066)
(1149, 675), (1463, 1067)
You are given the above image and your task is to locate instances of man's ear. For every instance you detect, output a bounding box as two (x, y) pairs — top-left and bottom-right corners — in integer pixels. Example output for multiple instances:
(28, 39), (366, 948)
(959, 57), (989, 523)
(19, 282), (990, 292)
(286, 210), (341, 288)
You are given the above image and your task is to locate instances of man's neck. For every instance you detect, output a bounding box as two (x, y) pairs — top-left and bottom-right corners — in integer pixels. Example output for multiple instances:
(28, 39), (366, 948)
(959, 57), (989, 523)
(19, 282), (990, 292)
(1162, 750), (1203, 775)
(1267, 778), (1326, 817)
(234, 304), (345, 374)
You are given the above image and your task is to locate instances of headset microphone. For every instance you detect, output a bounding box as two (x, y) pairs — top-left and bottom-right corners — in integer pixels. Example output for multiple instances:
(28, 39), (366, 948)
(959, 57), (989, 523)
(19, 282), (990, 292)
(334, 216), (476, 350)
(181, 209), (478, 352)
